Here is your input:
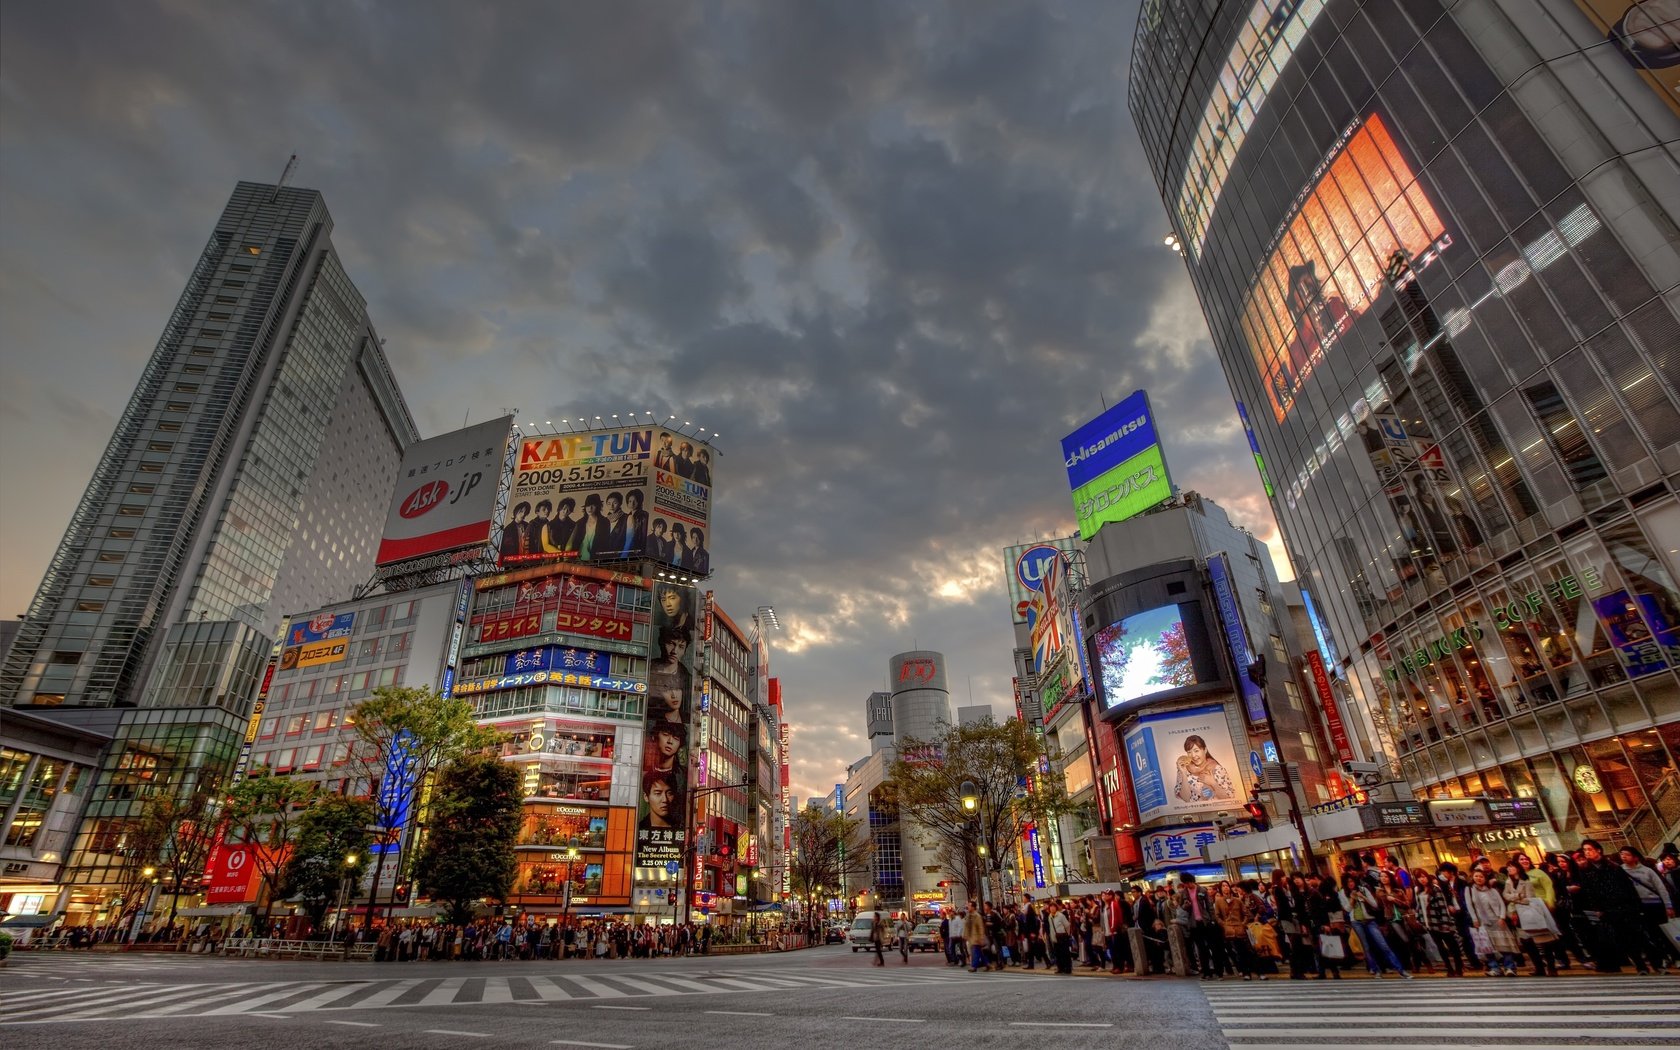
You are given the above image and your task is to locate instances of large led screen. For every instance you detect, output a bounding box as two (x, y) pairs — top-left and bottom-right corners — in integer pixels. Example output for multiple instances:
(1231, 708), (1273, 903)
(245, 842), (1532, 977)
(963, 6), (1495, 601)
(1240, 112), (1448, 422)
(1094, 603), (1201, 712)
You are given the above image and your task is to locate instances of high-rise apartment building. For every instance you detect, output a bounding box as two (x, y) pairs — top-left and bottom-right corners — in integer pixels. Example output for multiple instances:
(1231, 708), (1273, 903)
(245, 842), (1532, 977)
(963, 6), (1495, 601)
(1131, 1), (1680, 864)
(1, 182), (418, 713)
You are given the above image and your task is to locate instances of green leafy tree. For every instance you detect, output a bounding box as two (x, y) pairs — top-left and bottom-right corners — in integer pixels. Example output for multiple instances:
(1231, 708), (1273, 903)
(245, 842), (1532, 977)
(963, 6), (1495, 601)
(888, 716), (1069, 902)
(279, 793), (376, 931)
(221, 768), (319, 926)
(345, 685), (502, 926)
(413, 754), (522, 925)
(136, 780), (223, 932)
(789, 804), (870, 925)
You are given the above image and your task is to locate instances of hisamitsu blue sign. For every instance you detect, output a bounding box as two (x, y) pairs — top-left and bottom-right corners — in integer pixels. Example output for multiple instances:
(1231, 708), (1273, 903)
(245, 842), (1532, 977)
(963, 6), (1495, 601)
(1061, 390), (1162, 491)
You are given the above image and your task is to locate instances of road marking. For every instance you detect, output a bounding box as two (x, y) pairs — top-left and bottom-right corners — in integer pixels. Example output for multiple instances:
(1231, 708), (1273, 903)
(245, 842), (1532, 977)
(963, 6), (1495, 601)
(1010, 1022), (1114, 1028)
(706, 1010), (773, 1016)
(591, 1004), (651, 1011)
(424, 1030), (490, 1038)
(551, 1041), (634, 1049)
(839, 1016), (925, 1023)
(324, 1020), (383, 1027)
(250, 1013), (292, 1019)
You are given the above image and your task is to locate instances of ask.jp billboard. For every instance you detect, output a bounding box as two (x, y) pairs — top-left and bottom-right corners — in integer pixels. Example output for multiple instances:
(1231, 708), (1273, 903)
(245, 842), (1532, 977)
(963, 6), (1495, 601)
(504, 426), (713, 574)
(1061, 390), (1173, 539)
(376, 416), (513, 566)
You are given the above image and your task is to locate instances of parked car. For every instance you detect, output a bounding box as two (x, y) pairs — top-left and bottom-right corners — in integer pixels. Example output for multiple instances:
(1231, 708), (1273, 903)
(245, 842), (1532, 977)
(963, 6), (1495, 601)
(846, 915), (877, 951)
(907, 922), (940, 952)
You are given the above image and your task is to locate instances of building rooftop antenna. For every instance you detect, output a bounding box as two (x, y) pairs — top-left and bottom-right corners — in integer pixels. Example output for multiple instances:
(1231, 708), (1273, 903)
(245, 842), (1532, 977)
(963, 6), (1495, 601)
(269, 154), (299, 202)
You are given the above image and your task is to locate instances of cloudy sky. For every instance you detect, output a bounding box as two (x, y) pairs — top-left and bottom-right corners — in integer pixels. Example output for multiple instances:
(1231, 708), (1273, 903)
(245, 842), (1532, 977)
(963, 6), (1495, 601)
(0, 0), (1286, 804)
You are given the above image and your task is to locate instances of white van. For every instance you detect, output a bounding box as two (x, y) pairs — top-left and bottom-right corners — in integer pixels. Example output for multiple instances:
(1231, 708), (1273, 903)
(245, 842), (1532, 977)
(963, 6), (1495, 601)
(846, 914), (877, 951)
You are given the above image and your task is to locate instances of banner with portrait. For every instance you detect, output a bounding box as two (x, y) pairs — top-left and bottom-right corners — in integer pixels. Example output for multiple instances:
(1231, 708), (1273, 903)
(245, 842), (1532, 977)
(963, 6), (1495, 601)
(1124, 704), (1244, 822)
(502, 426), (713, 574)
(635, 581), (700, 867)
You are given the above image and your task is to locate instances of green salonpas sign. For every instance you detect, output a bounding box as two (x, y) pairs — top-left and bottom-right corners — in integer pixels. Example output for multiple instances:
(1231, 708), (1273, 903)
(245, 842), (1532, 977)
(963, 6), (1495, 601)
(1072, 444), (1171, 540)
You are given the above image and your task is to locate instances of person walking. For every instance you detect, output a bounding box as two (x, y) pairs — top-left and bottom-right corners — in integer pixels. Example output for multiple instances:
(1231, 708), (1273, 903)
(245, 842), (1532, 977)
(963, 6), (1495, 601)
(1308, 874), (1347, 979)
(1341, 872), (1411, 978)
(1466, 867), (1521, 976)
(1216, 881), (1260, 980)
(869, 908), (887, 966)
(895, 913), (912, 965)
(1618, 846), (1677, 973)
(963, 905), (990, 973)
(1572, 838), (1646, 973)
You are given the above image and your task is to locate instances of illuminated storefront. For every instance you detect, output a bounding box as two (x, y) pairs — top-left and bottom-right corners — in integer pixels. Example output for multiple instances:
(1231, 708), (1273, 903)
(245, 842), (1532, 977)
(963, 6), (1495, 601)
(1132, 0), (1680, 856)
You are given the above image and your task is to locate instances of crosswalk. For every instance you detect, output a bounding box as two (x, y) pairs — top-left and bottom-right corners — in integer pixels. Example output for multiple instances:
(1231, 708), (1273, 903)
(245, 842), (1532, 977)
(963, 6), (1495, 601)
(1202, 975), (1680, 1049)
(1, 966), (1008, 1025)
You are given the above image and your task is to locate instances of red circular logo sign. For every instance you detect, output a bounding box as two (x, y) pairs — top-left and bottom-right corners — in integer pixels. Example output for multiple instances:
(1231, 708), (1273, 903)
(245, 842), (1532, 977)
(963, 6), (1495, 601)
(308, 613), (336, 633)
(398, 480), (450, 519)
(226, 848), (249, 872)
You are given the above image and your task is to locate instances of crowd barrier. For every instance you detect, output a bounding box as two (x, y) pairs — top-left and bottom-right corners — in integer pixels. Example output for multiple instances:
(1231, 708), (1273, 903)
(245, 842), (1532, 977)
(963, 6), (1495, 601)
(219, 937), (377, 960)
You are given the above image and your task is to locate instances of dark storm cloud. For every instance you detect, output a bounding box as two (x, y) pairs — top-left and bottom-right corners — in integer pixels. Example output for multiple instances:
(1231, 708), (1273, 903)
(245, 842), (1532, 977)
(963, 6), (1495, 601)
(0, 0), (1284, 802)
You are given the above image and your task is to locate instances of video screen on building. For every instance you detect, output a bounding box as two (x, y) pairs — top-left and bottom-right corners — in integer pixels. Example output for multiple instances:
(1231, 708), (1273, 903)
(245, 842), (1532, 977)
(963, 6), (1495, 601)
(1093, 603), (1203, 712)
(1239, 112), (1449, 422)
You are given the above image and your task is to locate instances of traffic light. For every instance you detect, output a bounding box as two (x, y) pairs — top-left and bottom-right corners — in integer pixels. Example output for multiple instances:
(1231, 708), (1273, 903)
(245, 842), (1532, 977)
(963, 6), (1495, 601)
(1243, 797), (1270, 832)
(718, 841), (733, 858)
(936, 880), (950, 888)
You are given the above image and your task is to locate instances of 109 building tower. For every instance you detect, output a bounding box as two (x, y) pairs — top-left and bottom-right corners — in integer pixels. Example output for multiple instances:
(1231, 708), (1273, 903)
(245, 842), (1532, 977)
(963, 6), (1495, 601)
(1131, 1), (1680, 860)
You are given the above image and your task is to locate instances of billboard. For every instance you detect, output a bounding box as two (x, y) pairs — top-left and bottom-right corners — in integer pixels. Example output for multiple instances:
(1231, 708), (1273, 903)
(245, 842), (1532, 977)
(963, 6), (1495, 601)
(1061, 391), (1172, 539)
(636, 581), (700, 867)
(279, 612), (355, 670)
(1093, 603), (1202, 713)
(1570, 1), (1680, 118)
(202, 842), (281, 904)
(1207, 553), (1266, 725)
(1240, 112), (1449, 422)
(376, 416), (512, 566)
(503, 426), (713, 573)
(1124, 704), (1242, 822)
(1002, 537), (1078, 624)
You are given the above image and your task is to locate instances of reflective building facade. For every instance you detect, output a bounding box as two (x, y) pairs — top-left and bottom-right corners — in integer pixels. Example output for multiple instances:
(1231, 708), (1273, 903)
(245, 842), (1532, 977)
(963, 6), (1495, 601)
(1, 182), (418, 713)
(1132, 0), (1680, 859)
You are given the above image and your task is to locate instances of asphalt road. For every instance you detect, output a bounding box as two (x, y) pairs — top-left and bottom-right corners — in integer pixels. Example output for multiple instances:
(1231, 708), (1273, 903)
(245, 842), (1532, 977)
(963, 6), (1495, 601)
(1, 944), (1210, 1050)
(4, 945), (1677, 1049)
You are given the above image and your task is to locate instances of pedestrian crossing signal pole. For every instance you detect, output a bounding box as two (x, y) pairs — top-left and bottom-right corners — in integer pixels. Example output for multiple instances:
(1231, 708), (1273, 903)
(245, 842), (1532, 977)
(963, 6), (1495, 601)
(1246, 654), (1317, 873)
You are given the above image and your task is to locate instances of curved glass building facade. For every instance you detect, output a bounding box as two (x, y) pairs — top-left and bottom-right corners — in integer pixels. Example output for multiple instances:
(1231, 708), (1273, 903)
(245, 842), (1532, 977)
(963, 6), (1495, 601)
(1131, 0), (1680, 859)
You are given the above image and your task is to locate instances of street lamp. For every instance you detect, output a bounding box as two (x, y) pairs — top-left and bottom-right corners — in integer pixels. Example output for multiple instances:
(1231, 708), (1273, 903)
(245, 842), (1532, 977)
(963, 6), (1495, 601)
(958, 781), (984, 906)
(337, 853), (360, 954)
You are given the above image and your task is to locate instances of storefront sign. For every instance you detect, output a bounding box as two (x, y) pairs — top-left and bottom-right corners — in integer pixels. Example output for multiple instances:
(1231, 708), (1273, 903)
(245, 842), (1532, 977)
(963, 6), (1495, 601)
(1384, 568), (1603, 681)
(1027, 825), (1046, 889)
(1472, 825), (1543, 846)
(454, 670), (646, 695)
(1305, 651), (1354, 762)
(1485, 798), (1544, 825)
(1140, 824), (1222, 873)
(1365, 801), (1428, 829)
(1427, 799), (1490, 827)
(1209, 553), (1267, 724)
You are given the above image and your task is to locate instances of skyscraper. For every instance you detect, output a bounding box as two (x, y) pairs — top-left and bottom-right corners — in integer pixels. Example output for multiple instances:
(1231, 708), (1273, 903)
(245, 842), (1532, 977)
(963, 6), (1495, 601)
(1, 181), (417, 713)
(1130, 1), (1680, 861)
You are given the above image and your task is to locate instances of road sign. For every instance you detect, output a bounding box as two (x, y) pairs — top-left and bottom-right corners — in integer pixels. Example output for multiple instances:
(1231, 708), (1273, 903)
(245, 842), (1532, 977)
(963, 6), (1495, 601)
(666, 861), (680, 875)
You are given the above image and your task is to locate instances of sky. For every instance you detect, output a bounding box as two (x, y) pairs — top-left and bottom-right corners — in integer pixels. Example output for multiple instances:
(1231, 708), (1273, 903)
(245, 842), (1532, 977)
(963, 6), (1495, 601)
(0, 0), (1289, 806)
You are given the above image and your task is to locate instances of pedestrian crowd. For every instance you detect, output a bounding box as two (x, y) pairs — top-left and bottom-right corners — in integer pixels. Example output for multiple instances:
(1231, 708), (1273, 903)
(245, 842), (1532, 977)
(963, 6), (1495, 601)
(913, 840), (1680, 980)
(347, 918), (715, 961)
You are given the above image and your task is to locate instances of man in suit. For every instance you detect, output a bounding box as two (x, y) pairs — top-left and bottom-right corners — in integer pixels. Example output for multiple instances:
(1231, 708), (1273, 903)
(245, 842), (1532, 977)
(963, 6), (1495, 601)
(599, 492), (628, 557)
(686, 528), (710, 575)
(620, 489), (649, 557)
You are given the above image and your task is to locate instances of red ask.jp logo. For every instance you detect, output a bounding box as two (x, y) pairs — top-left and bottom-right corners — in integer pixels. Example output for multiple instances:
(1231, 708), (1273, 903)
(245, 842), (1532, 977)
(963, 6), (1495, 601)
(398, 480), (450, 519)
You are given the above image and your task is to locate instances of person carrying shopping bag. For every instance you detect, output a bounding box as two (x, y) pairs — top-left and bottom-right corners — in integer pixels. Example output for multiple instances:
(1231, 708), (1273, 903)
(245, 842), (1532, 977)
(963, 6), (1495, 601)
(1341, 872), (1412, 978)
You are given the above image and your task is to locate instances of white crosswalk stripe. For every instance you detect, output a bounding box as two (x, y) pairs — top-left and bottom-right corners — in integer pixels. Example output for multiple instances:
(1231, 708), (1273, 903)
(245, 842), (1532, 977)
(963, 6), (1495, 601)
(0, 966), (997, 1024)
(1202, 975), (1680, 1048)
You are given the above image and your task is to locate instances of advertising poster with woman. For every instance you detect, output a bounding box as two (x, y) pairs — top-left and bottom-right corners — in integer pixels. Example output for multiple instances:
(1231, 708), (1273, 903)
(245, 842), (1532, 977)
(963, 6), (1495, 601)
(1123, 704), (1244, 822)
(635, 582), (699, 867)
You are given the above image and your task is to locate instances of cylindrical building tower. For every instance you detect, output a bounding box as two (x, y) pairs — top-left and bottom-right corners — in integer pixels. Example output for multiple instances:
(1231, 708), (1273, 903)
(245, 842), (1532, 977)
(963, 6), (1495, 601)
(1130, 0), (1680, 864)
(889, 650), (953, 741)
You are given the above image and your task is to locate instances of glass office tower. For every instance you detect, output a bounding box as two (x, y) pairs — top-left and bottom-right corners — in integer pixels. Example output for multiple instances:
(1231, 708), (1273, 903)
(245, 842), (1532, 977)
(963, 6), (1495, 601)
(1, 182), (418, 713)
(1130, 0), (1680, 859)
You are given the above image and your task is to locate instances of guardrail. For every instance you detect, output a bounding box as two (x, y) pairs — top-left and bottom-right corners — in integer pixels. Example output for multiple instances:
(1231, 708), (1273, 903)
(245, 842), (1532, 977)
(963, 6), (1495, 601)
(220, 937), (377, 960)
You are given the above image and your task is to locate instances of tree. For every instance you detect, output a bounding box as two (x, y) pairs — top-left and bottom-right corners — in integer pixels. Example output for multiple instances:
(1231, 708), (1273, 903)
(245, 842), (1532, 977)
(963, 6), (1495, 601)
(788, 804), (870, 926)
(221, 769), (319, 927)
(888, 716), (1069, 904)
(279, 792), (376, 932)
(136, 780), (224, 933)
(109, 816), (171, 933)
(344, 685), (502, 926)
(1155, 620), (1195, 687)
(413, 754), (522, 925)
